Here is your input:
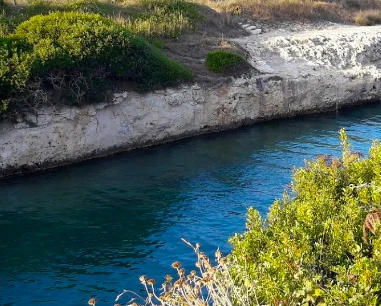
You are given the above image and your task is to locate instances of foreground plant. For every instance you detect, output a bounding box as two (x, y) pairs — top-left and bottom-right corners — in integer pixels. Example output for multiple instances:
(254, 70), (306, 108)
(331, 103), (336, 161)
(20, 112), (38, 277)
(117, 129), (381, 306)
(116, 238), (258, 306)
(230, 129), (381, 305)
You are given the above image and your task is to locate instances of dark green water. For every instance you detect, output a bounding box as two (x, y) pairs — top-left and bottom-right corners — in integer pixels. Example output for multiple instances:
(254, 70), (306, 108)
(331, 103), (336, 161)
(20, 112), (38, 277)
(1, 102), (381, 305)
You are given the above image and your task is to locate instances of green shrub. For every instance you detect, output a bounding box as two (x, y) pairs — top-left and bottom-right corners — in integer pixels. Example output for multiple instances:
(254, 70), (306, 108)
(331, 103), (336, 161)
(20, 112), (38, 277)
(0, 36), (32, 108)
(16, 12), (192, 87)
(205, 50), (246, 73)
(230, 129), (381, 305)
(0, 16), (10, 36)
(0, 13), (24, 36)
(0, 12), (193, 111)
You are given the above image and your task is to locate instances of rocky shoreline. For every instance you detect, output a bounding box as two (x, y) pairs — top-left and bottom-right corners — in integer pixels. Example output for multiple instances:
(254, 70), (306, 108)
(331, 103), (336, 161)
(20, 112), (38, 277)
(1, 24), (380, 178)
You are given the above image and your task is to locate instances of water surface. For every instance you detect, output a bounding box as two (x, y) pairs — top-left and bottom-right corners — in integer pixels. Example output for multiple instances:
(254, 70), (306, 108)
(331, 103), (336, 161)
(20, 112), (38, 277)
(1, 102), (381, 305)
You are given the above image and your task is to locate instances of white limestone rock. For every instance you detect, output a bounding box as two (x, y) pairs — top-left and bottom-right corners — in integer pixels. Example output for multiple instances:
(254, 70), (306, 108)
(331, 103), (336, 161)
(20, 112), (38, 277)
(2, 25), (381, 176)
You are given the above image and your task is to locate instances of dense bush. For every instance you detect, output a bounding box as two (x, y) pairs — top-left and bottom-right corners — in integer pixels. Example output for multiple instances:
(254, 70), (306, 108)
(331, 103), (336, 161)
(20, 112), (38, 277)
(230, 129), (381, 305)
(0, 12), (192, 112)
(205, 50), (246, 73)
(16, 12), (192, 86)
(0, 36), (32, 110)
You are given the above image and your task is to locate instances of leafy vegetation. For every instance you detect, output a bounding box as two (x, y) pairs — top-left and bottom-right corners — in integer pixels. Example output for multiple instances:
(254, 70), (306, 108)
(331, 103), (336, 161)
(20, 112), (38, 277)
(0, 0), (198, 114)
(0, 36), (32, 109)
(205, 50), (246, 73)
(230, 129), (381, 305)
(114, 238), (256, 306)
(0, 12), (192, 113)
(0, 0), (200, 38)
(124, 130), (381, 305)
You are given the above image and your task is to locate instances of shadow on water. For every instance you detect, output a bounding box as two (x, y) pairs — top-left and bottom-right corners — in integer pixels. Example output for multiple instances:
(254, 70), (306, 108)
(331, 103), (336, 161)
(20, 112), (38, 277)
(1, 101), (381, 305)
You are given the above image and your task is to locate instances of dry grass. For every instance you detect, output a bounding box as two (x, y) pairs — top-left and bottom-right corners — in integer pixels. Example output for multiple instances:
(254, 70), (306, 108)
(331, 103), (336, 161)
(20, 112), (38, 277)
(197, 0), (381, 22)
(115, 239), (258, 306)
(3, 0), (381, 38)
(354, 9), (381, 24)
(1, 0), (200, 38)
(208, 0), (349, 22)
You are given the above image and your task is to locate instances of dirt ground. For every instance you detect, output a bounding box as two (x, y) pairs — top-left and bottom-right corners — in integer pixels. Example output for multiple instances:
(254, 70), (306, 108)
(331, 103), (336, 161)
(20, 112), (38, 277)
(161, 6), (254, 86)
(162, 5), (353, 86)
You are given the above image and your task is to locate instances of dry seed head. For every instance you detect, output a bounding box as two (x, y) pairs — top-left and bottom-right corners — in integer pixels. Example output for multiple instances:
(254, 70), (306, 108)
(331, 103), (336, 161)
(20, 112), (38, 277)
(196, 243), (201, 249)
(187, 294), (195, 301)
(164, 292), (172, 298)
(147, 278), (156, 285)
(218, 257), (227, 265)
(165, 274), (173, 283)
(178, 268), (186, 277)
(202, 276), (211, 283)
(88, 298), (97, 306)
(204, 260), (211, 269)
(139, 275), (148, 283)
(195, 261), (201, 268)
(215, 249), (222, 259)
(174, 279), (184, 288)
(199, 252), (207, 259)
(193, 287), (201, 296)
(183, 283), (192, 292)
(172, 261), (181, 269)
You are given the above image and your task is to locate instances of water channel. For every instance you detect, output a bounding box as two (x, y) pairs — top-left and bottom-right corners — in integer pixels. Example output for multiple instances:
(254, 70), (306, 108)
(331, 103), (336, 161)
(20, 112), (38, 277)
(1, 102), (381, 305)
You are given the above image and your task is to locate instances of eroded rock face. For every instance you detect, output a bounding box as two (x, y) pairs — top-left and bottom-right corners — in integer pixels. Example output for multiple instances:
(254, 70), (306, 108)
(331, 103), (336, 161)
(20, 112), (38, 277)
(1, 25), (381, 177)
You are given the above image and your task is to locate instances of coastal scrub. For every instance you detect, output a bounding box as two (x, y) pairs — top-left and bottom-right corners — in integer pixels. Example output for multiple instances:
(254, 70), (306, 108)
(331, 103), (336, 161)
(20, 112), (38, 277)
(0, 12), (193, 113)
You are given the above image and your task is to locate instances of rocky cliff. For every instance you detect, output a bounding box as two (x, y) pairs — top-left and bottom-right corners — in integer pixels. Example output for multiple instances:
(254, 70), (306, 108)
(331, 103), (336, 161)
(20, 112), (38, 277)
(1, 25), (381, 177)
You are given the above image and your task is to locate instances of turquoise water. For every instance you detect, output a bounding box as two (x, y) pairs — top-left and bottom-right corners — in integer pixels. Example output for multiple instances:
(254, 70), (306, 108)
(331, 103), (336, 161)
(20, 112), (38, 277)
(1, 102), (381, 305)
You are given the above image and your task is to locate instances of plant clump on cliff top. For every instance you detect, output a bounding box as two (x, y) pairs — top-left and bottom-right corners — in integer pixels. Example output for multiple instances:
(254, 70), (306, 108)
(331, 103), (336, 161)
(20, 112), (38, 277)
(120, 130), (381, 305)
(0, 12), (193, 114)
(205, 50), (247, 74)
